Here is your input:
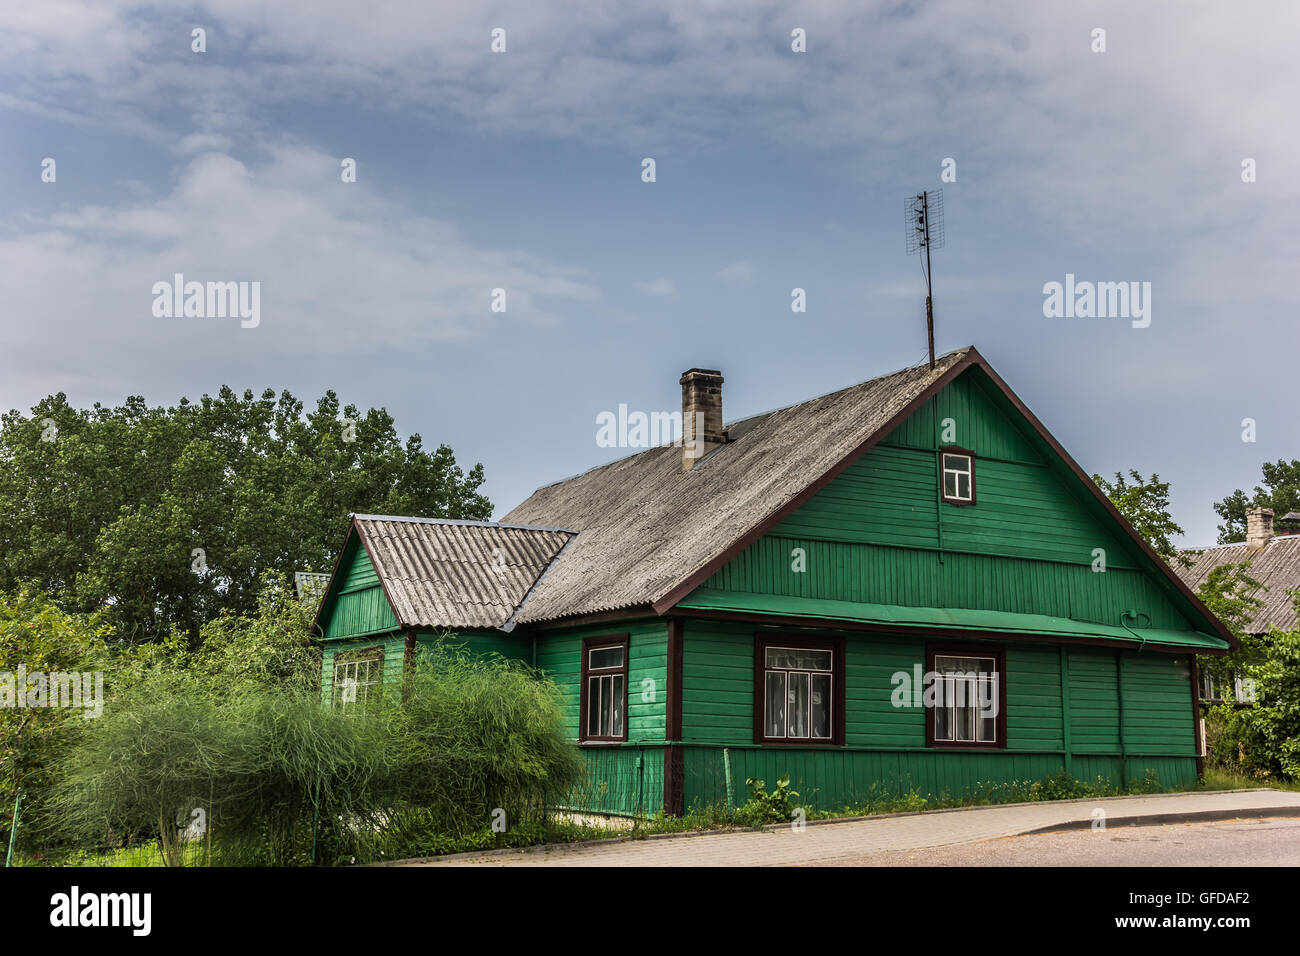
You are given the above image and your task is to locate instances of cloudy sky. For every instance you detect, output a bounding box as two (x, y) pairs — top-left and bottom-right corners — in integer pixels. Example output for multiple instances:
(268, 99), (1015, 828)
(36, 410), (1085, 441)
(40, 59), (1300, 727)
(2, 1), (1296, 545)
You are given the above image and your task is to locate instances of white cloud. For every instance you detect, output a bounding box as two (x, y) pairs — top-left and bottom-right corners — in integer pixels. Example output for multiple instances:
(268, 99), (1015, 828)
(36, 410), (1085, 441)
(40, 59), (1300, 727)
(718, 261), (754, 283)
(174, 133), (233, 154)
(634, 278), (674, 295)
(0, 145), (598, 404)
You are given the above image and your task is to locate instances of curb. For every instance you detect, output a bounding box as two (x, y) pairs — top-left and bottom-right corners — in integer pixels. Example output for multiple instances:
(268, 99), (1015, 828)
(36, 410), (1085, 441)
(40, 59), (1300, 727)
(1021, 806), (1300, 835)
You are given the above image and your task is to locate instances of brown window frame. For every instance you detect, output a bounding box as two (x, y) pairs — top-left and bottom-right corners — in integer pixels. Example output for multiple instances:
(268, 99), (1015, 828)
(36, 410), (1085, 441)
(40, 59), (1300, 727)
(331, 645), (385, 715)
(925, 643), (1006, 750)
(579, 634), (630, 745)
(939, 446), (977, 506)
(753, 634), (846, 747)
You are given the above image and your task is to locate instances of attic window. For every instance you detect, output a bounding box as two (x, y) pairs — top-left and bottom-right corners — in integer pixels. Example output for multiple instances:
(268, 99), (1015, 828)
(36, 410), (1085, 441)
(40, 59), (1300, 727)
(941, 449), (975, 505)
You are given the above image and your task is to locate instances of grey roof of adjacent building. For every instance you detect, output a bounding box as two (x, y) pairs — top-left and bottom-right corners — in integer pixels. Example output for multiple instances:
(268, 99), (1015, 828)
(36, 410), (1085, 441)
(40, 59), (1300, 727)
(501, 348), (970, 623)
(350, 515), (575, 631)
(1175, 535), (1300, 634)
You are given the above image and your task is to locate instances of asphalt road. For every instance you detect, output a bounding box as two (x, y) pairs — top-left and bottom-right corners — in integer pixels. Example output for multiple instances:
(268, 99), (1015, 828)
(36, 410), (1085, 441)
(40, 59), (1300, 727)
(807, 816), (1300, 866)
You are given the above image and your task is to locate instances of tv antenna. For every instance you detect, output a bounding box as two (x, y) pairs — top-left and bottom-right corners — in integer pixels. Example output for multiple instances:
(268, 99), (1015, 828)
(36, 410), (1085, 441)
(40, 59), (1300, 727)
(904, 189), (945, 369)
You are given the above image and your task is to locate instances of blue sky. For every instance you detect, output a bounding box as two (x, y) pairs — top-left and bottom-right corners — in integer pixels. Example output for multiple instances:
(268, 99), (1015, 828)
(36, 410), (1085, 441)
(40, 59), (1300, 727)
(1, 1), (1296, 545)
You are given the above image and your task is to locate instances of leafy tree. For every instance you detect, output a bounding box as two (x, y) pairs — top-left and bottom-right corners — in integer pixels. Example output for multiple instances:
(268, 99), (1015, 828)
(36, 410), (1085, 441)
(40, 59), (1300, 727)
(1213, 459), (1300, 544)
(0, 387), (491, 644)
(0, 590), (113, 850)
(1213, 597), (1300, 781)
(1193, 563), (1266, 695)
(1092, 470), (1190, 567)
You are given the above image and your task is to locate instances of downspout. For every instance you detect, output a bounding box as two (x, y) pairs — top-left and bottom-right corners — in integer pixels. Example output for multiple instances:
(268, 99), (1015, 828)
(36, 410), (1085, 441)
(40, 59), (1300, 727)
(1115, 650), (1128, 789)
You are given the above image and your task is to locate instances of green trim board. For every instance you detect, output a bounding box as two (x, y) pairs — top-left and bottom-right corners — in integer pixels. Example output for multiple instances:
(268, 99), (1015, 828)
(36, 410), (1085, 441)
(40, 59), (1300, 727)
(678, 589), (1228, 651)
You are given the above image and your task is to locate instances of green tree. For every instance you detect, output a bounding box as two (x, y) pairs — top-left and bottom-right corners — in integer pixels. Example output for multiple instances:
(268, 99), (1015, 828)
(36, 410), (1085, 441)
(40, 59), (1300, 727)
(1214, 599), (1300, 781)
(0, 590), (113, 849)
(1092, 470), (1190, 567)
(0, 387), (492, 644)
(1213, 459), (1300, 544)
(1193, 563), (1266, 696)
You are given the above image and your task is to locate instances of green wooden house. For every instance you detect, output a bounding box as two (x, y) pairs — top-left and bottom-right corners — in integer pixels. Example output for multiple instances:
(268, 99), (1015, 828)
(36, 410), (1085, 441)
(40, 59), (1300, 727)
(313, 346), (1234, 817)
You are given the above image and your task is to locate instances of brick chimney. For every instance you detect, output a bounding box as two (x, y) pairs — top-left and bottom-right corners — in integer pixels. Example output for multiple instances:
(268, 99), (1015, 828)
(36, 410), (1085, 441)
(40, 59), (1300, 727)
(1246, 507), (1274, 549)
(680, 368), (724, 471)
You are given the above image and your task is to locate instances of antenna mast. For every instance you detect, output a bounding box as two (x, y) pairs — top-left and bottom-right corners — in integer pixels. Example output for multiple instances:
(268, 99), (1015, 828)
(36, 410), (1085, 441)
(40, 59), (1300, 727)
(904, 189), (945, 369)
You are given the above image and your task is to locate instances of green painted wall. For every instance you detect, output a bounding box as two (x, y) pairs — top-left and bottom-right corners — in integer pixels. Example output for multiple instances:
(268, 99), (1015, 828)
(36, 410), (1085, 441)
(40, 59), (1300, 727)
(319, 541), (399, 640)
(536, 619), (668, 743)
(698, 367), (1205, 637)
(320, 633), (406, 705)
(533, 619), (669, 816)
(675, 619), (1196, 810)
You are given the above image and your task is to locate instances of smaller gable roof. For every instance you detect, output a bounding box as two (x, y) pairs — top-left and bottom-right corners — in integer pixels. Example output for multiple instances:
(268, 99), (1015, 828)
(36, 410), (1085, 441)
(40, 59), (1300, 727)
(1176, 535), (1300, 635)
(316, 515), (575, 633)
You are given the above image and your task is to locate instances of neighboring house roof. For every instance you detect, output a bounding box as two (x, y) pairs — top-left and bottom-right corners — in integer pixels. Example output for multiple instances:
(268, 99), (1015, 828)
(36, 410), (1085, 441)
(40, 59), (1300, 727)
(323, 515), (575, 632)
(1175, 535), (1300, 635)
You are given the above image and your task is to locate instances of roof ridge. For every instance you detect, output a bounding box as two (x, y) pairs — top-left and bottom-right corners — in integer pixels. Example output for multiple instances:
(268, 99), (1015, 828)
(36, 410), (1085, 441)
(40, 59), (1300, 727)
(352, 513), (577, 535)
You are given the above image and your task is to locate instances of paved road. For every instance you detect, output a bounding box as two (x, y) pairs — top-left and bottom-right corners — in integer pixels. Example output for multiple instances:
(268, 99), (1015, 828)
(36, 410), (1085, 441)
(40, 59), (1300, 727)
(812, 817), (1300, 866)
(403, 789), (1300, 867)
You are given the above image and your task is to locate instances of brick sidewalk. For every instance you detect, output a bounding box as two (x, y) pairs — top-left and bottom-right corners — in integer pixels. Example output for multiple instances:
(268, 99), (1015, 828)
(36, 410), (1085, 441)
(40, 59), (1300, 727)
(400, 789), (1300, 867)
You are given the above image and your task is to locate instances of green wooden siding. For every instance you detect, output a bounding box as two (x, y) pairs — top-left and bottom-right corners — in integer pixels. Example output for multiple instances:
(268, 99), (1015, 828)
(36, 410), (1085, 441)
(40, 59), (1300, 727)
(319, 633), (406, 704)
(320, 542), (399, 640)
(699, 366), (1207, 640)
(679, 747), (1196, 812)
(414, 629), (529, 662)
(536, 619), (668, 743)
(674, 619), (1196, 809)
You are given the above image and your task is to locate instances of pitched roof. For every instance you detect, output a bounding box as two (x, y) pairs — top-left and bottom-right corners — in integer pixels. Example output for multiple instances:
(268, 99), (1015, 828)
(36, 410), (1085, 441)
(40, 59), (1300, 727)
(1175, 535), (1300, 634)
(339, 516), (575, 631)
(503, 345), (1233, 648)
(503, 348), (962, 623)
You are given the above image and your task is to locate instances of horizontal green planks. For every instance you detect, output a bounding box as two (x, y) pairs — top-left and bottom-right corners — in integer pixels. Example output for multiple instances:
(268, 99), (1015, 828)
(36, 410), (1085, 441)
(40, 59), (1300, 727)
(414, 629), (529, 662)
(706, 535), (1188, 629)
(683, 620), (1196, 755)
(535, 619), (668, 743)
(319, 632), (406, 704)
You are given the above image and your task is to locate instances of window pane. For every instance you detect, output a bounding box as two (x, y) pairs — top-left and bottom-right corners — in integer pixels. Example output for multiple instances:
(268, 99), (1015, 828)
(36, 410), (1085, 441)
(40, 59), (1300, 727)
(935, 682), (953, 741)
(765, 671), (786, 737)
(978, 711), (996, 743)
(788, 672), (810, 738)
(587, 676), (601, 735)
(765, 647), (832, 671)
(609, 675), (624, 737)
(811, 673), (831, 739)
(935, 656), (994, 676)
(943, 454), (970, 474)
(957, 473), (970, 499)
(956, 678), (976, 741)
(944, 470), (958, 498)
(589, 646), (624, 670)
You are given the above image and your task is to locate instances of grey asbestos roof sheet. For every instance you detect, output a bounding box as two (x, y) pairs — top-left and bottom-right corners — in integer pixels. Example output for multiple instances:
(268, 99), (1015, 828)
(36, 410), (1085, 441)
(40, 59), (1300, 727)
(501, 348), (969, 623)
(352, 516), (574, 630)
(1175, 535), (1300, 635)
